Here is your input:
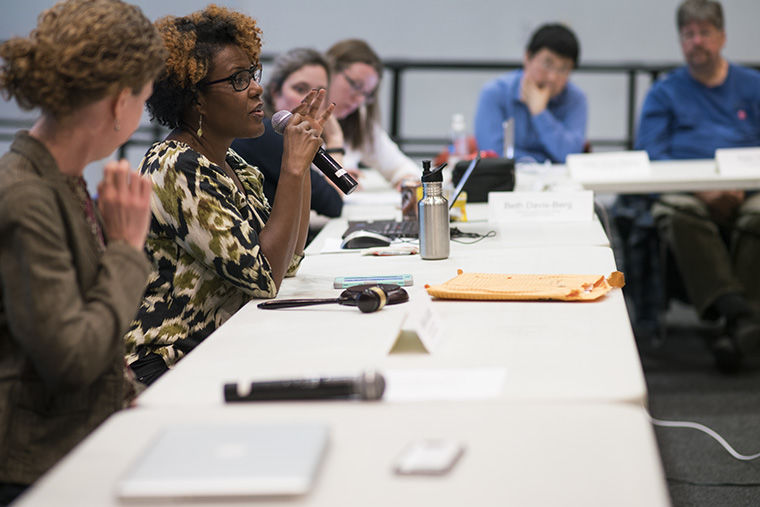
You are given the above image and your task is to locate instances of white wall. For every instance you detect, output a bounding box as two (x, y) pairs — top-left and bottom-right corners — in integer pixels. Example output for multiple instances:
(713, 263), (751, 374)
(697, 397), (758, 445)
(2, 0), (759, 189)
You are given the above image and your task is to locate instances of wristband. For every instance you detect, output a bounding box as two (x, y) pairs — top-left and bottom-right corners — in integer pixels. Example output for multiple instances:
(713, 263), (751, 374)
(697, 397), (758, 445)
(325, 147), (346, 155)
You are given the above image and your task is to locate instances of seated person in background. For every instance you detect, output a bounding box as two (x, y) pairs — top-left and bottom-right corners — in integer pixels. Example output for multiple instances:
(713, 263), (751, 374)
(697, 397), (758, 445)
(474, 23), (587, 163)
(636, 0), (760, 372)
(124, 5), (332, 386)
(326, 39), (420, 188)
(232, 48), (343, 218)
(0, 0), (164, 501)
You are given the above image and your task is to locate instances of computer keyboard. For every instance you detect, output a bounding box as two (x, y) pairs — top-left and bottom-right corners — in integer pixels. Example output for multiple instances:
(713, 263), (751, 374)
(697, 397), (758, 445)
(343, 220), (419, 239)
(342, 220), (469, 240)
(375, 220), (420, 238)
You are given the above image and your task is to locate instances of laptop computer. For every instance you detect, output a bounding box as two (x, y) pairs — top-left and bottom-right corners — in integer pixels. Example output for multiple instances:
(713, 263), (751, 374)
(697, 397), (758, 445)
(343, 155), (482, 240)
(117, 422), (329, 500)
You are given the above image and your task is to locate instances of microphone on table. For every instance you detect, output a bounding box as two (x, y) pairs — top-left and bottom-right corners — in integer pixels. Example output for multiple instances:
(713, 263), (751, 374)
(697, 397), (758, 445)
(224, 370), (386, 402)
(272, 109), (358, 195)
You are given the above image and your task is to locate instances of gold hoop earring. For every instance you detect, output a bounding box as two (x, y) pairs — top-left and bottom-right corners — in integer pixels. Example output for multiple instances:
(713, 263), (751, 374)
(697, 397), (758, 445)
(114, 119), (121, 132)
(196, 115), (203, 137)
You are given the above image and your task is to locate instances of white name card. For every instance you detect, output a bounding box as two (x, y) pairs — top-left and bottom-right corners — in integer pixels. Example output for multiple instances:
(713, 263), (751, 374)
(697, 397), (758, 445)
(391, 289), (445, 354)
(716, 147), (760, 177)
(488, 190), (594, 222)
(566, 150), (651, 182)
(383, 368), (507, 402)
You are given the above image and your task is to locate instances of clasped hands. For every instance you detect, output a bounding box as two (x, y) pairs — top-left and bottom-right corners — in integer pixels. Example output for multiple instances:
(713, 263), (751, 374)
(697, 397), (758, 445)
(696, 190), (745, 224)
(97, 159), (152, 251)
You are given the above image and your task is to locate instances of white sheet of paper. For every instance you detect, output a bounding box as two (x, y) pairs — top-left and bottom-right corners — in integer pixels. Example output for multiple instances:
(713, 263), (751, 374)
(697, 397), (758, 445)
(383, 368), (507, 402)
(320, 238), (351, 254)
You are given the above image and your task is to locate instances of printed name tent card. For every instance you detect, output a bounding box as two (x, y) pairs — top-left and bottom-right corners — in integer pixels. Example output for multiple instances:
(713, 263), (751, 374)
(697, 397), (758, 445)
(715, 147), (760, 177)
(566, 150), (651, 183)
(389, 288), (445, 354)
(488, 190), (593, 222)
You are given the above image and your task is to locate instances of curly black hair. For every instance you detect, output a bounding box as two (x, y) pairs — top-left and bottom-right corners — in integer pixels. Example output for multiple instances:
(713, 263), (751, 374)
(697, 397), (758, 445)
(146, 4), (262, 129)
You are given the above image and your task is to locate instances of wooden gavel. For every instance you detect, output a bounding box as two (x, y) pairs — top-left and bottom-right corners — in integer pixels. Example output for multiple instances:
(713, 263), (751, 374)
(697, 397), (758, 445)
(257, 284), (409, 314)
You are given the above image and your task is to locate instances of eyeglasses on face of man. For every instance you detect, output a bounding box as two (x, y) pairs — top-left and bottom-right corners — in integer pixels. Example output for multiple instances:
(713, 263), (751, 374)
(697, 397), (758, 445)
(203, 65), (263, 92)
(679, 25), (721, 42)
(536, 56), (572, 76)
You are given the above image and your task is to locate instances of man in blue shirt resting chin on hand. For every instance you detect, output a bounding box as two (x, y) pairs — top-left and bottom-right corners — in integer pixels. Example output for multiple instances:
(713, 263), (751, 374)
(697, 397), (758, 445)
(636, 0), (760, 373)
(474, 23), (587, 164)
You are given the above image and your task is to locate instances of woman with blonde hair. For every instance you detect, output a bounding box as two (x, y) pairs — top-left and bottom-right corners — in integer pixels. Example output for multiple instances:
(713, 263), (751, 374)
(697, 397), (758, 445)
(325, 39), (419, 187)
(0, 0), (166, 501)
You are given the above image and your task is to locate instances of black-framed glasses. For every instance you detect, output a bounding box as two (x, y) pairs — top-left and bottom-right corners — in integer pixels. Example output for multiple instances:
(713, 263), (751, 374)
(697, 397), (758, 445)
(341, 72), (376, 104)
(203, 65), (262, 92)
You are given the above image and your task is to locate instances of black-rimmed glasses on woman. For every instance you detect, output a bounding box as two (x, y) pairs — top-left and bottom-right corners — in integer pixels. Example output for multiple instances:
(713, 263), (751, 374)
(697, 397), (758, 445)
(204, 65), (262, 92)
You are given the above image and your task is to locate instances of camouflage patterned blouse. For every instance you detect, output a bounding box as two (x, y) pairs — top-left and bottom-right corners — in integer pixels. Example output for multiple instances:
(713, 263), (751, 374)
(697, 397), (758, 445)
(124, 140), (303, 369)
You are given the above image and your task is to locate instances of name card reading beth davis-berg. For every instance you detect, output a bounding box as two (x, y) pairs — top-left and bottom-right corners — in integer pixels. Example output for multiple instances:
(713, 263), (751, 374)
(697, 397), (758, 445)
(488, 191), (594, 222)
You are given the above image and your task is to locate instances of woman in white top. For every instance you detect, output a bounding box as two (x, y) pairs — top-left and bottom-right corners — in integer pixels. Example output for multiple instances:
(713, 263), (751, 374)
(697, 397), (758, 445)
(325, 39), (419, 188)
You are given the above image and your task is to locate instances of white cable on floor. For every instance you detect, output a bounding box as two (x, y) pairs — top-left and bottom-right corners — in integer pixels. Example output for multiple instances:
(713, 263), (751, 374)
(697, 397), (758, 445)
(651, 417), (760, 461)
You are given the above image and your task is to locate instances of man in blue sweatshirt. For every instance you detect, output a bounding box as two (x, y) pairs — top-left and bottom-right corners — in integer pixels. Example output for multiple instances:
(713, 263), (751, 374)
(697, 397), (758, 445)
(474, 24), (587, 164)
(636, 0), (760, 372)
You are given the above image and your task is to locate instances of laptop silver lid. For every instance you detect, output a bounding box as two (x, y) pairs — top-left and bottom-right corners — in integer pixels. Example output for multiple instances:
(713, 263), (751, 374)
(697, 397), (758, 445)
(117, 423), (329, 499)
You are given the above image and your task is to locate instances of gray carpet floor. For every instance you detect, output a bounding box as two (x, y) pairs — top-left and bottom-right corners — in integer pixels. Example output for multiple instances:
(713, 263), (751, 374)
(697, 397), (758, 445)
(636, 302), (760, 506)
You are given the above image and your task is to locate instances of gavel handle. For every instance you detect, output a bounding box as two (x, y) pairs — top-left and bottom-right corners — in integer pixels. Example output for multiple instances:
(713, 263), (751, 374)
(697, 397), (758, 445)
(257, 298), (339, 310)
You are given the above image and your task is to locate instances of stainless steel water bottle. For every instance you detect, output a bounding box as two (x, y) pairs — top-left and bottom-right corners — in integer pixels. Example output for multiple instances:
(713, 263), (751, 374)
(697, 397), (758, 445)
(418, 160), (449, 260)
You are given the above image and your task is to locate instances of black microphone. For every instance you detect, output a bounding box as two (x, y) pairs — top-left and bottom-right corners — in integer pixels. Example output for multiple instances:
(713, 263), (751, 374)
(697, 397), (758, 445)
(223, 371), (386, 402)
(272, 110), (358, 195)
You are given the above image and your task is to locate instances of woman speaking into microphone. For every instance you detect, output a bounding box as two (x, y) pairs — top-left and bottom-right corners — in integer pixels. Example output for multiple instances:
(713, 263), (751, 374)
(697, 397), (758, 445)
(123, 5), (334, 386)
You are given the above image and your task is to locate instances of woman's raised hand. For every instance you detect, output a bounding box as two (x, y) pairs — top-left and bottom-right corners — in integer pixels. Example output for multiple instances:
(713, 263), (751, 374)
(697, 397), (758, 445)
(281, 89), (335, 175)
(97, 159), (152, 251)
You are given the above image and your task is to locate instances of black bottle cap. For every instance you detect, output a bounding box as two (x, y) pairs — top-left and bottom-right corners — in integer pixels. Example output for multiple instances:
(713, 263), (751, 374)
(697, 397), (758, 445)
(421, 161), (446, 183)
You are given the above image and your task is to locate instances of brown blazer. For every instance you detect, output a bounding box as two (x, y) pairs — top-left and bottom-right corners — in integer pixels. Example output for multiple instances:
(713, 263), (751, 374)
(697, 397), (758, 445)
(0, 132), (151, 485)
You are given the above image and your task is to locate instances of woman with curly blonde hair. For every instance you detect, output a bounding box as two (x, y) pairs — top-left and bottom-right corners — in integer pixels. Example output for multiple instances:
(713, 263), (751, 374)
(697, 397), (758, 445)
(0, 0), (165, 501)
(124, 5), (333, 385)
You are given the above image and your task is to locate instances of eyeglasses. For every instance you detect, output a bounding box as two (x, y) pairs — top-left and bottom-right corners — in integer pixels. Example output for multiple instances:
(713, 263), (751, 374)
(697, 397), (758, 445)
(290, 83), (326, 96)
(203, 65), (263, 92)
(679, 27), (720, 42)
(538, 58), (572, 76)
(341, 72), (376, 104)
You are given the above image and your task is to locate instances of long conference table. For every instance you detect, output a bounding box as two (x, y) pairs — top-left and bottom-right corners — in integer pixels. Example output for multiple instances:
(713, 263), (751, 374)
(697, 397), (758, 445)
(15, 167), (673, 506)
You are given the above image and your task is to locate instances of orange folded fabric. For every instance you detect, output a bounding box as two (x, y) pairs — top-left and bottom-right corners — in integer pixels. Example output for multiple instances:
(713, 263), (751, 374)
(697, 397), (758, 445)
(425, 270), (625, 301)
